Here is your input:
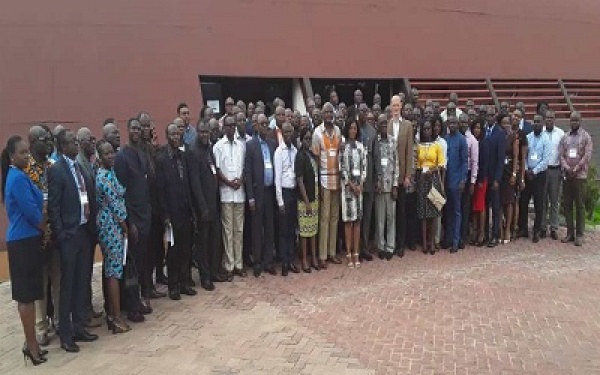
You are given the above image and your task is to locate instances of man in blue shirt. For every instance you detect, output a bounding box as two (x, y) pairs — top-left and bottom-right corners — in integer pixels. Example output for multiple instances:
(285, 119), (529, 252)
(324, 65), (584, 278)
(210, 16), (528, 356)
(443, 117), (468, 253)
(518, 114), (551, 243)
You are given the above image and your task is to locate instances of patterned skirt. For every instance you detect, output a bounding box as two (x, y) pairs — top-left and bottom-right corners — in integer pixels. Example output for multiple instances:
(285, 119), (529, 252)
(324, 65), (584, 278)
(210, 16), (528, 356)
(298, 198), (319, 238)
(417, 171), (443, 220)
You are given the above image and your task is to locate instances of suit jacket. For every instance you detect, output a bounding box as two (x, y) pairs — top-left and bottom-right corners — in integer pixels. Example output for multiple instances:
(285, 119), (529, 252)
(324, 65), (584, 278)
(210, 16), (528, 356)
(114, 145), (151, 235)
(244, 135), (276, 204)
(48, 156), (97, 243)
(485, 124), (507, 184)
(155, 146), (193, 227)
(388, 119), (414, 183)
(186, 143), (219, 222)
(521, 120), (533, 135)
(347, 103), (361, 121)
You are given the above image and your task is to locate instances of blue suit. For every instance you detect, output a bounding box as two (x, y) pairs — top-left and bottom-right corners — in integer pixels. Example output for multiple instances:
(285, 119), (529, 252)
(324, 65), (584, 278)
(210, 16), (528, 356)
(484, 124), (507, 240)
(444, 132), (469, 247)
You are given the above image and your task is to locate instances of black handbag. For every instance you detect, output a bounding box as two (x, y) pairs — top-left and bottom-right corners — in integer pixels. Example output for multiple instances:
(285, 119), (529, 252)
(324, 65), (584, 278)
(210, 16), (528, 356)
(122, 255), (141, 311)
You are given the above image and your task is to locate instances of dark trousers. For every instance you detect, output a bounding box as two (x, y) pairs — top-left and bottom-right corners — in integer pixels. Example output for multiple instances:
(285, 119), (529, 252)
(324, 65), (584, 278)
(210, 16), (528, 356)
(563, 178), (586, 237)
(396, 186), (407, 249)
(405, 191), (420, 246)
(167, 220), (193, 291)
(243, 202), (253, 266)
(444, 187), (462, 247)
(148, 215), (166, 280)
(460, 181), (473, 242)
(361, 190), (375, 252)
(486, 182), (501, 240)
(279, 188), (298, 267)
(130, 231), (151, 297)
(58, 226), (92, 343)
(252, 186), (275, 269)
(195, 218), (221, 282)
(519, 171), (547, 234)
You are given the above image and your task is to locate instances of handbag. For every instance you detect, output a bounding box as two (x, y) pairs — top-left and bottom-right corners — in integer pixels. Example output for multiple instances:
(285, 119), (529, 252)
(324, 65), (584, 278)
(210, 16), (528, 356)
(427, 169), (446, 211)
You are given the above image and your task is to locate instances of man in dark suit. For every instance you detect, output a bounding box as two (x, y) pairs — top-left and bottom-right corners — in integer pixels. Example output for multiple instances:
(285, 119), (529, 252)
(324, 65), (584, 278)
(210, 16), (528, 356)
(114, 118), (152, 320)
(48, 130), (98, 353)
(346, 89), (364, 122)
(484, 106), (507, 247)
(186, 122), (225, 291)
(245, 114), (277, 277)
(515, 108), (533, 135)
(156, 124), (197, 300)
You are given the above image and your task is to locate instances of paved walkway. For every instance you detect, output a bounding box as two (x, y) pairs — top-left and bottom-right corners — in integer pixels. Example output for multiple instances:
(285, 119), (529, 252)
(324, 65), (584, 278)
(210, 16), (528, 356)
(1, 228), (600, 374)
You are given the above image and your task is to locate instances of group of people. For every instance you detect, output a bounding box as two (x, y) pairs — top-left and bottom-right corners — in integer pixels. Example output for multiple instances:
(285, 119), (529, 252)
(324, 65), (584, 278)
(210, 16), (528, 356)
(1, 88), (593, 366)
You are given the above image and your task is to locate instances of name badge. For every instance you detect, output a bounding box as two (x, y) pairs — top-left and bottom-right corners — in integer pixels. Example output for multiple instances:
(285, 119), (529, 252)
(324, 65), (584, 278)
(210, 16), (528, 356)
(43, 192), (48, 201)
(568, 148), (578, 158)
(352, 168), (361, 177)
(80, 192), (89, 205)
(211, 165), (217, 175)
(329, 149), (337, 157)
(531, 152), (538, 161)
(264, 161), (273, 169)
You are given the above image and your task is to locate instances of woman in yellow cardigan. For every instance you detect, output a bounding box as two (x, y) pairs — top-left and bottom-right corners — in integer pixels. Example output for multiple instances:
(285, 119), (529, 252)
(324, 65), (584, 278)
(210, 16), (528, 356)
(416, 120), (446, 255)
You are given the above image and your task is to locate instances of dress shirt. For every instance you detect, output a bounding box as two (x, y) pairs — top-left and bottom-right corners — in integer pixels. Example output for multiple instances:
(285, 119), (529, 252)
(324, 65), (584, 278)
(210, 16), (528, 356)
(214, 136), (245, 203)
(64, 156), (88, 225)
(440, 108), (464, 122)
(544, 126), (565, 167)
(258, 135), (274, 187)
(559, 128), (593, 179)
(183, 124), (197, 146)
(464, 130), (479, 183)
(274, 142), (298, 207)
(526, 131), (551, 175)
(436, 136), (448, 168)
(375, 136), (399, 192)
(390, 117), (404, 141)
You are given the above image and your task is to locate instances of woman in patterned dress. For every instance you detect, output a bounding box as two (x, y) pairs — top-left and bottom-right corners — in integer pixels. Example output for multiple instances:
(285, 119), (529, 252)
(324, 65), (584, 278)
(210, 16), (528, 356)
(416, 120), (446, 255)
(95, 141), (130, 334)
(295, 127), (319, 273)
(339, 119), (367, 267)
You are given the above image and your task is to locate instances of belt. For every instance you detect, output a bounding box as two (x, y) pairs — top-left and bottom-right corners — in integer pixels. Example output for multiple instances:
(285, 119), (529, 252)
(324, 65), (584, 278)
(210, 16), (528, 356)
(548, 165), (561, 169)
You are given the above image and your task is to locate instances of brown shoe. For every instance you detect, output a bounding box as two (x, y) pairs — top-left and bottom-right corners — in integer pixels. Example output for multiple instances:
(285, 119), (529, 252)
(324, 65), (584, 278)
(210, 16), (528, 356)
(327, 256), (342, 265)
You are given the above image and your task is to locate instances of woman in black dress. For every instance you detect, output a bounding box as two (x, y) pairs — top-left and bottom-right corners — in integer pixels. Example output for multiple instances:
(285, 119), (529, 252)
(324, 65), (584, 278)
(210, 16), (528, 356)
(1, 136), (47, 365)
(499, 114), (520, 244)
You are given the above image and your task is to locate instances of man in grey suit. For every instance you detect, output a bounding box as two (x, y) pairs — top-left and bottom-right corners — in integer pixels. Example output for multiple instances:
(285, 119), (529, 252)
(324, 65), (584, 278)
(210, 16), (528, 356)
(245, 114), (278, 277)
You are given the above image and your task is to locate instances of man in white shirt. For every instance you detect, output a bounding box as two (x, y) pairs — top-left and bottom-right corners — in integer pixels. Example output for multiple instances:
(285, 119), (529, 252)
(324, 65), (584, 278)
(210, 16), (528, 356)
(440, 93), (464, 121)
(541, 109), (565, 240)
(214, 116), (246, 278)
(274, 123), (299, 276)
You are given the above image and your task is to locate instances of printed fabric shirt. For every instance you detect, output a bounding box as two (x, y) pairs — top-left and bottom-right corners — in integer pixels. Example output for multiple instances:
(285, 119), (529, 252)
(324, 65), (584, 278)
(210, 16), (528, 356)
(312, 123), (342, 190)
(24, 157), (53, 248)
(375, 136), (399, 193)
(559, 127), (593, 179)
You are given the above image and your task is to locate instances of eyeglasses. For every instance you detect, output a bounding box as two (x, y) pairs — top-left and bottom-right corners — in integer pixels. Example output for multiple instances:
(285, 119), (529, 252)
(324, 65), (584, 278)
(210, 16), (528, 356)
(180, 111), (190, 115)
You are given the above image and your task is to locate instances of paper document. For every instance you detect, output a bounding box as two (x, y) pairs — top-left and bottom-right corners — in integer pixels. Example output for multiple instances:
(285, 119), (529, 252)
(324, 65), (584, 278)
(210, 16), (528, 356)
(164, 223), (174, 246)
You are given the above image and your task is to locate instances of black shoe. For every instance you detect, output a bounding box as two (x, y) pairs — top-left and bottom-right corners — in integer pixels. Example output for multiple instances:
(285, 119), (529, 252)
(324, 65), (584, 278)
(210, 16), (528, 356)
(539, 230), (547, 239)
(127, 311), (145, 322)
(487, 238), (499, 248)
(73, 330), (98, 342)
(265, 266), (277, 276)
(408, 243), (416, 251)
(359, 252), (373, 261)
(440, 242), (451, 250)
(377, 250), (385, 259)
(289, 264), (300, 274)
(450, 246), (458, 254)
(200, 279), (215, 291)
(180, 287), (197, 296)
(281, 266), (288, 277)
(518, 231), (529, 239)
(458, 241), (465, 250)
(562, 235), (575, 243)
(395, 248), (405, 258)
(386, 252), (394, 261)
(147, 288), (166, 299)
(550, 230), (558, 240)
(138, 301), (153, 315)
(532, 233), (540, 243)
(60, 341), (80, 353)
(253, 265), (262, 278)
(169, 291), (181, 300)
(188, 279), (196, 287)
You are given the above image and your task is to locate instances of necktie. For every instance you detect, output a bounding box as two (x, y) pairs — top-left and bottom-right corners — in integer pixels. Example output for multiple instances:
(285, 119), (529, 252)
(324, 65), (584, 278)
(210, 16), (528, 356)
(75, 163), (90, 220)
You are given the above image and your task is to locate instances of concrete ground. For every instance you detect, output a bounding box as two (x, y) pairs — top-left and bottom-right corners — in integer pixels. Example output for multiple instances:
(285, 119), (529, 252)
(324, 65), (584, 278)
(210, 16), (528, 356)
(1, 228), (599, 374)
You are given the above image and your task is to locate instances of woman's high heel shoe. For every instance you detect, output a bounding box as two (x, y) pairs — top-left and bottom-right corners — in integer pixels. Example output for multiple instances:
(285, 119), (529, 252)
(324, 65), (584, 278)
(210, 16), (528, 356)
(346, 254), (354, 268)
(111, 318), (131, 334)
(22, 346), (47, 366)
(352, 253), (360, 268)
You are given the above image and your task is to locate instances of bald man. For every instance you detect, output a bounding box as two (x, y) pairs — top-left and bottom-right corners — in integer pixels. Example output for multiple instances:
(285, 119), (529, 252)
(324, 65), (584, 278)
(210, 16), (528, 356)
(49, 124), (66, 162)
(347, 89), (364, 122)
(26, 125), (59, 346)
(388, 96), (414, 256)
(102, 122), (121, 151)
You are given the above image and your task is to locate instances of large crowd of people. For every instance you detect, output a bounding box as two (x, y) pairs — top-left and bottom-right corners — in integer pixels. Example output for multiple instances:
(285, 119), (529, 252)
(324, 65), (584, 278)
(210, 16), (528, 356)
(1, 89), (594, 365)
